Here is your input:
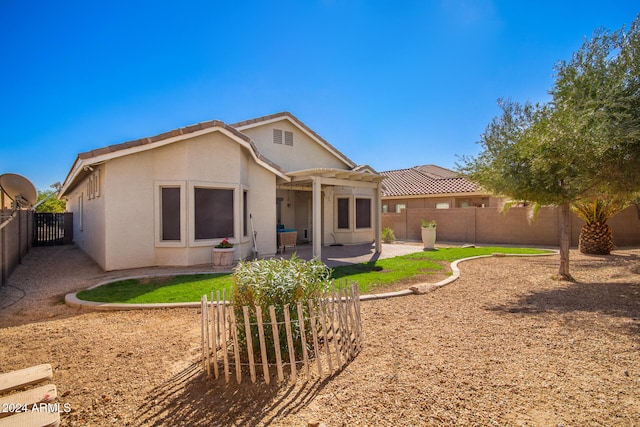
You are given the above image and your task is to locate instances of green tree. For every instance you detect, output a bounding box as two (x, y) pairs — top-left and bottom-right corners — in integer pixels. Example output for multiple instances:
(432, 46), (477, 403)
(458, 15), (640, 280)
(35, 185), (66, 213)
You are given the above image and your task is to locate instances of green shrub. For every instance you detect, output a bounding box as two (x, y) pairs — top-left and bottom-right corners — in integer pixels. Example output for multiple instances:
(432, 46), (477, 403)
(421, 219), (437, 228)
(382, 227), (396, 243)
(232, 254), (332, 363)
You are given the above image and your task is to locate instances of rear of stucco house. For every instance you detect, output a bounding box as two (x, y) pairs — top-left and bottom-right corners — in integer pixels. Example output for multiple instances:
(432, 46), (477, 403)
(60, 112), (383, 271)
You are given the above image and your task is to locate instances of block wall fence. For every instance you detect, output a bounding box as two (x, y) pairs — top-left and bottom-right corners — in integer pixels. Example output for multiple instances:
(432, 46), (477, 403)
(0, 209), (33, 287)
(382, 205), (640, 248)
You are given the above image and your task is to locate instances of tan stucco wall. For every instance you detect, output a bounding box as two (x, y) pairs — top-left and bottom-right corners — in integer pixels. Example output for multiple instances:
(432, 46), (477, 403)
(103, 151), (156, 270)
(66, 165), (107, 269)
(247, 160), (277, 258)
(95, 131), (278, 270)
(382, 205), (640, 247)
(240, 120), (349, 172)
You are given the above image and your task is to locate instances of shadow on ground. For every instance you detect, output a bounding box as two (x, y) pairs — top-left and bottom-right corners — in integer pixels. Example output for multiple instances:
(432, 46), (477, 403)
(136, 362), (337, 426)
(485, 281), (640, 337)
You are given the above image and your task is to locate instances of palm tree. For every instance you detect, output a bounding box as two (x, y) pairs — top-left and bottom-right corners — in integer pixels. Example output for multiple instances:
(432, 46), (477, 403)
(571, 198), (626, 255)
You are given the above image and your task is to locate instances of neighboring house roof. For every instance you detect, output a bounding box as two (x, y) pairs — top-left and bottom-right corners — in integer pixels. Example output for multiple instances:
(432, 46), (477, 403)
(231, 111), (357, 169)
(380, 165), (480, 197)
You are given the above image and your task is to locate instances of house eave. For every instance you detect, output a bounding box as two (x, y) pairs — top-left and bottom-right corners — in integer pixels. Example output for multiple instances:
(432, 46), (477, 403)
(60, 125), (290, 197)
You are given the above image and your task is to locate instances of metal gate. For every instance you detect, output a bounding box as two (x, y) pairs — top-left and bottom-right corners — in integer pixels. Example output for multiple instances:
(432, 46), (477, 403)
(33, 213), (71, 246)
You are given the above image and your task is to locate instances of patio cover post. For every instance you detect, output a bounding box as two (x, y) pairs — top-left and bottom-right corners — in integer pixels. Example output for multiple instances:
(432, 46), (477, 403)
(312, 177), (322, 259)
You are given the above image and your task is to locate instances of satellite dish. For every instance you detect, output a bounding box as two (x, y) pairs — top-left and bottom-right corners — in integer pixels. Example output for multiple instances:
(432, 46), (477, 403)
(0, 173), (38, 208)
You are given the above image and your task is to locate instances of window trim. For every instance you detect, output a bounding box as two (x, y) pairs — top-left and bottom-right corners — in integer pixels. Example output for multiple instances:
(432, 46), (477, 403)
(242, 188), (248, 238)
(355, 197), (372, 229)
(155, 181), (187, 247)
(336, 196), (351, 230)
(78, 193), (83, 231)
(188, 181), (237, 247)
(335, 195), (374, 232)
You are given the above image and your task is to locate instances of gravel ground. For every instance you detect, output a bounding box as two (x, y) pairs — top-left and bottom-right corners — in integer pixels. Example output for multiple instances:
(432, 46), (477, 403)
(0, 244), (639, 426)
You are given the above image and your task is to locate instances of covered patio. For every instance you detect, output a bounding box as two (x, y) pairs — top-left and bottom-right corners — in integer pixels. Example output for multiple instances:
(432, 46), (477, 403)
(277, 167), (386, 261)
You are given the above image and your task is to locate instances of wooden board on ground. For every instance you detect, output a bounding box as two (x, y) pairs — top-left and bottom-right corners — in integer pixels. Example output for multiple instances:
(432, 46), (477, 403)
(0, 364), (53, 393)
(0, 384), (57, 413)
(0, 410), (60, 427)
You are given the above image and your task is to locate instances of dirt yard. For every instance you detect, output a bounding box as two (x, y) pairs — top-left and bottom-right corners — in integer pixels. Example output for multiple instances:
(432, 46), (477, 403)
(0, 245), (638, 426)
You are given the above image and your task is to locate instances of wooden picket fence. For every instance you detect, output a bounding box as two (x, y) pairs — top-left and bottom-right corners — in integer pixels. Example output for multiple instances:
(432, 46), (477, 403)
(200, 281), (362, 384)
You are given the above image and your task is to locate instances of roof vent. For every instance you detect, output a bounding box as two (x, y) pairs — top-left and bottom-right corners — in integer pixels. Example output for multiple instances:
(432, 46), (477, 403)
(273, 129), (283, 144)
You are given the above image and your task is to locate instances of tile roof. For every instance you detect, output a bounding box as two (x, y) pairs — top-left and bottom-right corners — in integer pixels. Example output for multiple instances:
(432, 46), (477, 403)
(78, 119), (236, 160)
(75, 111), (356, 172)
(63, 112), (372, 197)
(380, 164), (480, 197)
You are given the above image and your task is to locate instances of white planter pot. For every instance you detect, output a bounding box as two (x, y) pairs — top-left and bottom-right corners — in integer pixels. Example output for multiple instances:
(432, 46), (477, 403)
(421, 227), (436, 250)
(212, 247), (235, 267)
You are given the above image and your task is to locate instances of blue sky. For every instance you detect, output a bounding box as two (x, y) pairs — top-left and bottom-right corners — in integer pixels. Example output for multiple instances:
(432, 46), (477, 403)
(1, 1), (637, 191)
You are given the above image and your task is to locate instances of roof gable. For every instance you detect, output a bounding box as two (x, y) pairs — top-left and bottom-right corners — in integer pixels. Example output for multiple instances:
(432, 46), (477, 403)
(380, 164), (480, 197)
(231, 112), (356, 169)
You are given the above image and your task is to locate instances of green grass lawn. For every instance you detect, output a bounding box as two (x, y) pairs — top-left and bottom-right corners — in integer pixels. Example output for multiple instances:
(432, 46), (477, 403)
(76, 246), (550, 304)
(76, 273), (235, 304)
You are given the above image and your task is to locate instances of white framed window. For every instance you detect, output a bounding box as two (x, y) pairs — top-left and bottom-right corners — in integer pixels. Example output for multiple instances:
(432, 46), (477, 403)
(78, 194), (83, 231)
(155, 181), (186, 247)
(94, 169), (100, 198)
(335, 196), (372, 231)
(395, 203), (406, 213)
(336, 197), (350, 230)
(243, 189), (248, 238)
(85, 170), (100, 200)
(194, 188), (234, 240)
(436, 202), (450, 209)
(355, 197), (372, 229)
(188, 182), (237, 247)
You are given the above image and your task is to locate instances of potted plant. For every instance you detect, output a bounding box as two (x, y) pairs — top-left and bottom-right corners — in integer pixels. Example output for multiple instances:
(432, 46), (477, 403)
(212, 238), (235, 268)
(421, 219), (437, 250)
